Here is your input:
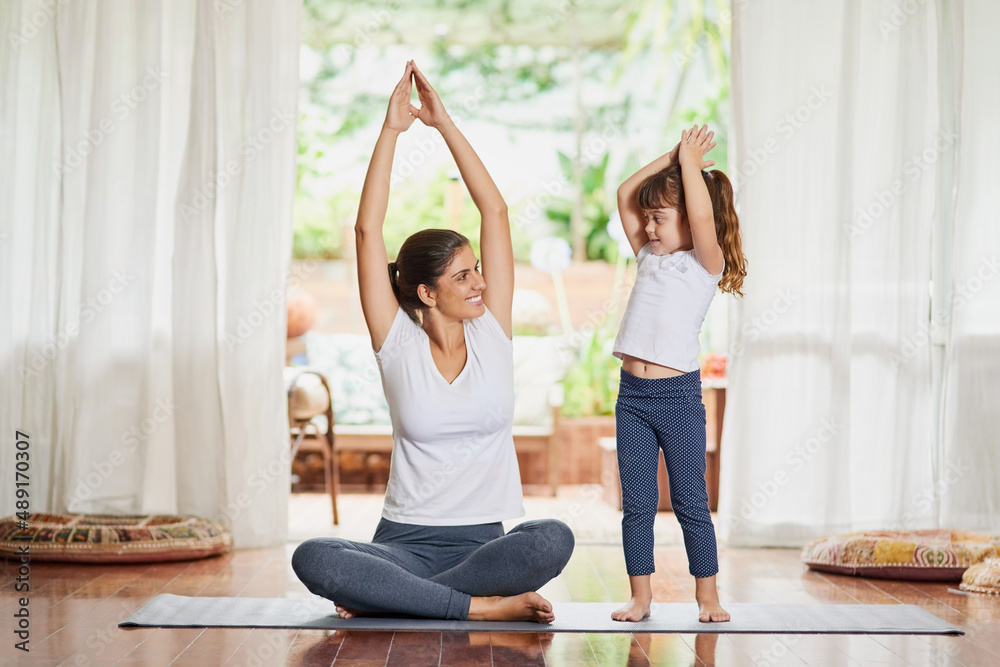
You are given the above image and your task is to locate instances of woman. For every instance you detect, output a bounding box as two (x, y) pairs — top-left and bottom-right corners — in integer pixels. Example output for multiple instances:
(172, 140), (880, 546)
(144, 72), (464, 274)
(292, 61), (574, 623)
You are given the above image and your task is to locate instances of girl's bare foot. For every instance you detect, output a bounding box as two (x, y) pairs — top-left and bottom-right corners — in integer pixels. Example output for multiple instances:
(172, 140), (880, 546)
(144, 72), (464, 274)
(611, 596), (652, 622)
(695, 575), (730, 622)
(697, 600), (730, 622)
(613, 574), (653, 622)
(468, 592), (555, 623)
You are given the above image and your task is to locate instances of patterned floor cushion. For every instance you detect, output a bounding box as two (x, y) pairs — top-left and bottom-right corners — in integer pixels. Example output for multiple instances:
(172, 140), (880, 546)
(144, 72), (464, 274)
(960, 557), (1000, 595)
(0, 513), (231, 563)
(801, 530), (1000, 582)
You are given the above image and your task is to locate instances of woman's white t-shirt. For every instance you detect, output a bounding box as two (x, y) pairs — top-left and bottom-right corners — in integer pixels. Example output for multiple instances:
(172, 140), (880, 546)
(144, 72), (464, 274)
(374, 306), (525, 526)
(613, 244), (723, 372)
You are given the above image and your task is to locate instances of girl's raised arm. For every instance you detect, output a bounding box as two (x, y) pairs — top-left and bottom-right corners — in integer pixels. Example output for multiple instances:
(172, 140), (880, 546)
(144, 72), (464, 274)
(617, 143), (681, 256)
(356, 62), (420, 351)
(678, 124), (724, 276)
(411, 62), (514, 339)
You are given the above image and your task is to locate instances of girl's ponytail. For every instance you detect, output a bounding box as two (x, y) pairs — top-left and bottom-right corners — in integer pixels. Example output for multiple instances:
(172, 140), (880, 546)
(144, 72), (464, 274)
(704, 170), (747, 297)
(637, 163), (747, 297)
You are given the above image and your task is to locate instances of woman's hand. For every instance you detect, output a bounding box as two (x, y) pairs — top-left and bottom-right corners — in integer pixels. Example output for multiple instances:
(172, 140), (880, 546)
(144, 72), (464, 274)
(384, 62), (420, 133)
(678, 124), (716, 170)
(411, 61), (452, 129)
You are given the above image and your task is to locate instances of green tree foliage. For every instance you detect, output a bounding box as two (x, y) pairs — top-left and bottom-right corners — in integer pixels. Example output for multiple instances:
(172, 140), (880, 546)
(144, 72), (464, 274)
(561, 323), (621, 417)
(544, 151), (619, 263)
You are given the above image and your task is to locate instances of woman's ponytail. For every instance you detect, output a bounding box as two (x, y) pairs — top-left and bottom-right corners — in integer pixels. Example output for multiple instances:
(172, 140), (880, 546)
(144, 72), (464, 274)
(387, 261), (401, 301)
(704, 170), (747, 297)
(389, 229), (470, 325)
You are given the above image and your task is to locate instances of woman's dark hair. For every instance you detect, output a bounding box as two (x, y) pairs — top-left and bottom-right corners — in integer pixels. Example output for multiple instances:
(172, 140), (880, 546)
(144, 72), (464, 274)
(637, 163), (747, 297)
(388, 229), (471, 324)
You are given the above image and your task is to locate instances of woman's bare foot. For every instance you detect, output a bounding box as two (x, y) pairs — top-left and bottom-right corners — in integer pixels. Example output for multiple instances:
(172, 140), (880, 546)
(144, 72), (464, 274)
(695, 575), (730, 622)
(335, 605), (370, 619)
(611, 596), (652, 622)
(467, 592), (555, 623)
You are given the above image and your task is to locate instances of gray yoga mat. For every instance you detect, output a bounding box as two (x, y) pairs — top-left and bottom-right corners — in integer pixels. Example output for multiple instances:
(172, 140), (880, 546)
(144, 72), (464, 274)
(120, 594), (962, 635)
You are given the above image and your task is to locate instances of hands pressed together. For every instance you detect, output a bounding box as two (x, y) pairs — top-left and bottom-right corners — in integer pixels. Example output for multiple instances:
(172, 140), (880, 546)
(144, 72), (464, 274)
(387, 60), (717, 175)
(384, 60), (452, 134)
(676, 123), (717, 171)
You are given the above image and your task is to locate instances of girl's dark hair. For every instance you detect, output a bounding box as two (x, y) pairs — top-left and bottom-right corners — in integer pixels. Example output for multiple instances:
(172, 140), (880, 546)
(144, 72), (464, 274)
(637, 163), (747, 297)
(388, 229), (471, 324)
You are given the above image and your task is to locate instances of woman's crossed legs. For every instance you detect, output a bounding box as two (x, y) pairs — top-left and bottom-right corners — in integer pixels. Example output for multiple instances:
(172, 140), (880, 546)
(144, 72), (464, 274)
(291, 518), (574, 622)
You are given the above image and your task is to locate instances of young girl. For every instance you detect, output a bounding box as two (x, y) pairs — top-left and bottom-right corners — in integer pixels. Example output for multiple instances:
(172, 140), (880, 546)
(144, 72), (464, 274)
(611, 124), (746, 623)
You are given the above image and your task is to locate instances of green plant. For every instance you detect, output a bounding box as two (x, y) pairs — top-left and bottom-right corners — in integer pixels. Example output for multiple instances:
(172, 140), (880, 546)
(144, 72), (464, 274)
(292, 215), (341, 259)
(292, 189), (359, 259)
(561, 323), (622, 417)
(385, 170), (538, 261)
(676, 76), (730, 175)
(619, 0), (731, 148)
(544, 150), (619, 263)
(292, 168), (539, 261)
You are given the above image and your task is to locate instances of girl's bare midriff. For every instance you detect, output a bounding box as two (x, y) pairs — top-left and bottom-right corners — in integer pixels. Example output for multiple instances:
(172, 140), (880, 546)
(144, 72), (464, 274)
(621, 354), (689, 379)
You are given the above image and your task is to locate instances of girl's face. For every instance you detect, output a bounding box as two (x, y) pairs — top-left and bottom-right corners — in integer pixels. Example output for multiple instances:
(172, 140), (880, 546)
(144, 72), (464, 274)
(424, 244), (486, 319)
(643, 207), (692, 255)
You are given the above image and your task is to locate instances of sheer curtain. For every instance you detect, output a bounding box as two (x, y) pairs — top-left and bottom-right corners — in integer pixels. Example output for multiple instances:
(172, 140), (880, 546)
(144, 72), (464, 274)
(0, 0), (301, 547)
(720, 0), (997, 546)
(938, 1), (1000, 530)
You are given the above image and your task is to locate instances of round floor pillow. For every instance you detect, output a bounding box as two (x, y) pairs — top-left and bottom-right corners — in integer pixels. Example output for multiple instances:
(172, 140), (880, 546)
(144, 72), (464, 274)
(0, 513), (231, 563)
(960, 557), (1000, 595)
(801, 529), (1000, 581)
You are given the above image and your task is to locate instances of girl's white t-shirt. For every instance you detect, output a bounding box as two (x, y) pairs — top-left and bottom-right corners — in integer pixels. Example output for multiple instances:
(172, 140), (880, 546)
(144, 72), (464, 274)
(613, 244), (723, 372)
(374, 306), (525, 526)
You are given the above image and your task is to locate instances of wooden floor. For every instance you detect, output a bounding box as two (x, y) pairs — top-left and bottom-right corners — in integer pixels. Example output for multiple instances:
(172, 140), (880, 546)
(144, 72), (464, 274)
(3, 523), (999, 666)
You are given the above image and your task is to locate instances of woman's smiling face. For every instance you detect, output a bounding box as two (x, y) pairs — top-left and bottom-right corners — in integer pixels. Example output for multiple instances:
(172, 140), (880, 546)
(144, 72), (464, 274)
(424, 244), (486, 318)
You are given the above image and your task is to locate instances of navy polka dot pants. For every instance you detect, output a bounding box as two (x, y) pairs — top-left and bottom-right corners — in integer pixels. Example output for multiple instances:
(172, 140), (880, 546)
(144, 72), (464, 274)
(616, 368), (719, 578)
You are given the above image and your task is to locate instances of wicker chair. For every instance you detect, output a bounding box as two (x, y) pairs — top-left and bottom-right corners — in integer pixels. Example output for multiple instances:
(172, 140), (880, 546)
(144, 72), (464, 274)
(286, 368), (339, 524)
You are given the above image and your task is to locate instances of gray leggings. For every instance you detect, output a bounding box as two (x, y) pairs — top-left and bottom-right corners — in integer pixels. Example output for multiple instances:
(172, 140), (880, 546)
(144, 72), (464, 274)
(291, 518), (575, 620)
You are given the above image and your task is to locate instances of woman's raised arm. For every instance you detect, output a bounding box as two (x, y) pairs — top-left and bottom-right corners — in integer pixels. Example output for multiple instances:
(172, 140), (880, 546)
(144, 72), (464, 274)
(356, 63), (420, 351)
(412, 62), (514, 338)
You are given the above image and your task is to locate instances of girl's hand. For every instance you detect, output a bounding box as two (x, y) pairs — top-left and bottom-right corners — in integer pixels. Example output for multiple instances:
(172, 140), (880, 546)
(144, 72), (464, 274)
(384, 62), (420, 133)
(678, 124), (716, 170)
(668, 140), (681, 164)
(411, 61), (452, 129)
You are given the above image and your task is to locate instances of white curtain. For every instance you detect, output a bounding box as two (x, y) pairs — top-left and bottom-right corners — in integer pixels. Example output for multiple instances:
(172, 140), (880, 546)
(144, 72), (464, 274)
(0, 0), (301, 547)
(721, 0), (999, 546)
(938, 1), (1000, 530)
